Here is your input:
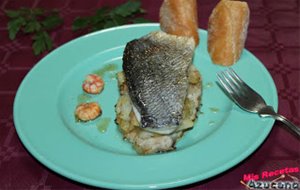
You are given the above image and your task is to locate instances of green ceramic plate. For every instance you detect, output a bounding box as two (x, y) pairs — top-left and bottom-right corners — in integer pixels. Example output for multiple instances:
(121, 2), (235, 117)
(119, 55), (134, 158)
(14, 24), (278, 189)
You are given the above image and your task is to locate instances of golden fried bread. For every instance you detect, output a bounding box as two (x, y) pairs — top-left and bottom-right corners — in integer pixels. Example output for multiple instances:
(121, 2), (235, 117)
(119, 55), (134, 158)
(208, 0), (250, 66)
(160, 0), (199, 45)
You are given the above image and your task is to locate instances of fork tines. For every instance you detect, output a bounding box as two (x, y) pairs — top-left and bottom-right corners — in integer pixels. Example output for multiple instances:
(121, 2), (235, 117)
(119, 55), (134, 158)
(217, 68), (245, 96)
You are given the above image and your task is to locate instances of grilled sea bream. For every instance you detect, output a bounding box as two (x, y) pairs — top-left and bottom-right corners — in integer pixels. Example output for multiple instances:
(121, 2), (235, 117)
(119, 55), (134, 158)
(115, 31), (202, 154)
(123, 31), (195, 134)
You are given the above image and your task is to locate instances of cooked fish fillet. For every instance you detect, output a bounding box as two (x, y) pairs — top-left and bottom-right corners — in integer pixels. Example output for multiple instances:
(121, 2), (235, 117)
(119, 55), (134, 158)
(115, 65), (202, 154)
(123, 31), (195, 134)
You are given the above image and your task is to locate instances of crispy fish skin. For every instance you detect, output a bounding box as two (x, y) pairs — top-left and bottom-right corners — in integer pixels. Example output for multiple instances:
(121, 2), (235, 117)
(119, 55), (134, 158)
(115, 65), (202, 154)
(123, 31), (195, 134)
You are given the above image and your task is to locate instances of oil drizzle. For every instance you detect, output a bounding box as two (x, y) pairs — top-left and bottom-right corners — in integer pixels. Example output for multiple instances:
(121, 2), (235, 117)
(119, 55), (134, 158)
(77, 93), (93, 104)
(96, 117), (111, 133)
(205, 82), (214, 88)
(209, 107), (220, 113)
(198, 111), (204, 115)
(93, 63), (118, 77)
(208, 121), (216, 126)
(109, 72), (117, 80)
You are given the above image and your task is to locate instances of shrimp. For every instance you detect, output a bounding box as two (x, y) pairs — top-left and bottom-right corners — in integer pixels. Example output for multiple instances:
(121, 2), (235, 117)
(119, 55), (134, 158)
(75, 102), (102, 122)
(82, 74), (104, 94)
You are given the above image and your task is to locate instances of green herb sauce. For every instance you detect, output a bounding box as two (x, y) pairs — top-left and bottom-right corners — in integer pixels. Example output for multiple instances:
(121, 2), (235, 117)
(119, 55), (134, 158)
(96, 117), (111, 133)
(93, 64), (118, 77)
(209, 107), (220, 113)
(208, 121), (216, 126)
(77, 93), (93, 104)
(198, 111), (204, 115)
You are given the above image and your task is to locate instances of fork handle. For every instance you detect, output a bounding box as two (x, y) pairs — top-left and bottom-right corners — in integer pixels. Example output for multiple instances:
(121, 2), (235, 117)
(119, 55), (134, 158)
(274, 114), (300, 137)
(259, 106), (300, 137)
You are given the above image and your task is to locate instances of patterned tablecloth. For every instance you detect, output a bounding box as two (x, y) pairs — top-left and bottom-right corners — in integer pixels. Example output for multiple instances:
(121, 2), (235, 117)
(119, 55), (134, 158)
(0, 0), (299, 189)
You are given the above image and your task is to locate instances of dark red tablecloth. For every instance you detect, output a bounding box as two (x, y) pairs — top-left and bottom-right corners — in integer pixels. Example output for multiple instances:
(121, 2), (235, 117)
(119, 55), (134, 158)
(0, 0), (299, 189)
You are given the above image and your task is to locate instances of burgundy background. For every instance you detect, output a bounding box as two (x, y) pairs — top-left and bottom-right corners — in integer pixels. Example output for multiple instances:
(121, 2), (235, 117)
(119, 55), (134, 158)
(0, 0), (299, 189)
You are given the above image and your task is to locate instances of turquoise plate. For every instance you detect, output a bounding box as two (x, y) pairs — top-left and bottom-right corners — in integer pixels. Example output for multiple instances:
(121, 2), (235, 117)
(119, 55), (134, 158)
(14, 24), (278, 189)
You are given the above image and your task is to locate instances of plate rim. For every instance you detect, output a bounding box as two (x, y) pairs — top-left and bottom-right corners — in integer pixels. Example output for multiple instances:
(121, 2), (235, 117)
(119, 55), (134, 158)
(13, 23), (278, 189)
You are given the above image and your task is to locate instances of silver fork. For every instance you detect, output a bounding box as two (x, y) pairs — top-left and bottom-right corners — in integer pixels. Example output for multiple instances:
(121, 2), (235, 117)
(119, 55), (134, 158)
(217, 68), (300, 137)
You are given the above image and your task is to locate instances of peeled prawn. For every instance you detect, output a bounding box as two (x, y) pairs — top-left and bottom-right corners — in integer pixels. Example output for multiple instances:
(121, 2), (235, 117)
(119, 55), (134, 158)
(75, 102), (102, 122)
(82, 74), (104, 94)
